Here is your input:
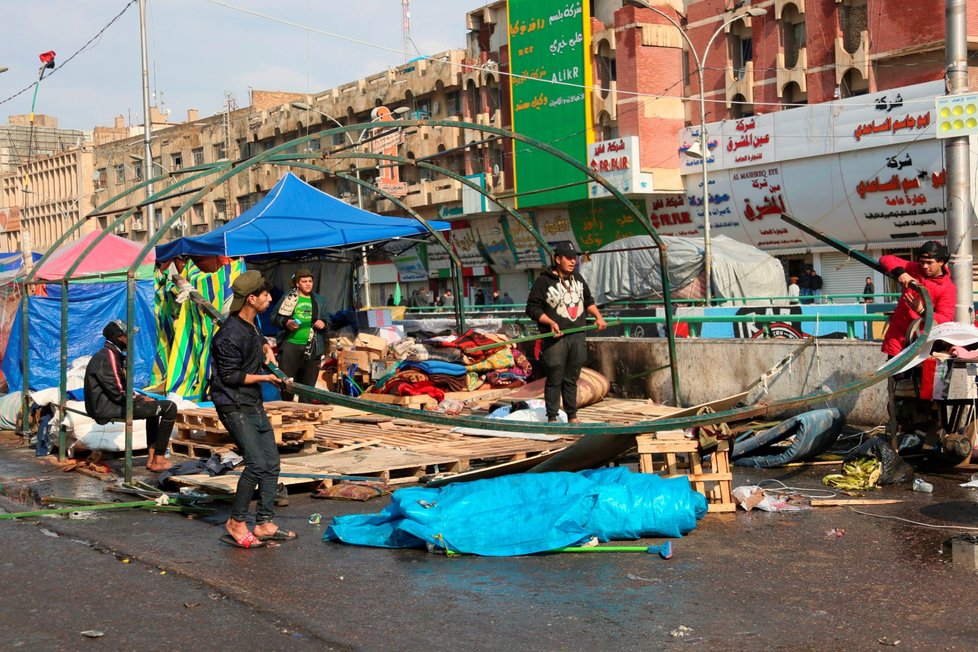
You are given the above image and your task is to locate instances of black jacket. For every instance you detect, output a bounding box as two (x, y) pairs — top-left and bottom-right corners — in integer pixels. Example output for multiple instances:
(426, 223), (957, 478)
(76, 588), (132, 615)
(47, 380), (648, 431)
(84, 342), (129, 424)
(209, 314), (267, 410)
(525, 269), (595, 334)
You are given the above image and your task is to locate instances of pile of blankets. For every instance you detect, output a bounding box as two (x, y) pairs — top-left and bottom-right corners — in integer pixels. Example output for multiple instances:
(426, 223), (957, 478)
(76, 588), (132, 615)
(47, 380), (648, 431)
(369, 329), (533, 403)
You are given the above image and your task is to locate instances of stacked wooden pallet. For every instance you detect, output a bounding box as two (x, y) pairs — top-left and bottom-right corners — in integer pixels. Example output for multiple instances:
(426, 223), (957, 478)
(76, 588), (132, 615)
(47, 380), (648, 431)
(171, 401), (332, 452)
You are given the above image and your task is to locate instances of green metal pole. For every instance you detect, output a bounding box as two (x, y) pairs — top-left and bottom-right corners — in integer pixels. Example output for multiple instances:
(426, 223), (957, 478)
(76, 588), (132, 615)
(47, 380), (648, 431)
(124, 271), (136, 483)
(58, 279), (69, 460)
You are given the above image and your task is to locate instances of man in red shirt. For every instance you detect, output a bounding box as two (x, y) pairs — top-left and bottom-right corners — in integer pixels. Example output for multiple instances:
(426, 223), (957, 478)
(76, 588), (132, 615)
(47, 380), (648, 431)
(879, 241), (956, 356)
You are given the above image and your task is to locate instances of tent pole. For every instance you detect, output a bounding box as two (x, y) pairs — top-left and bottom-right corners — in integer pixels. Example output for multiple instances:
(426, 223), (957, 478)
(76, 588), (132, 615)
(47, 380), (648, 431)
(58, 279), (69, 461)
(452, 258), (465, 333)
(19, 280), (30, 443)
(124, 271), (136, 483)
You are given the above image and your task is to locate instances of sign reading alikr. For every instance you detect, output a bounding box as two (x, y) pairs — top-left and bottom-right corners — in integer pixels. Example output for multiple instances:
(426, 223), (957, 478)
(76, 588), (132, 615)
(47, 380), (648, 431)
(507, 0), (593, 208)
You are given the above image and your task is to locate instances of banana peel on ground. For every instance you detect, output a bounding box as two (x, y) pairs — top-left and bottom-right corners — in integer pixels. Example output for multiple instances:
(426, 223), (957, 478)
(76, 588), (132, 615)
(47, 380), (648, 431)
(822, 456), (881, 491)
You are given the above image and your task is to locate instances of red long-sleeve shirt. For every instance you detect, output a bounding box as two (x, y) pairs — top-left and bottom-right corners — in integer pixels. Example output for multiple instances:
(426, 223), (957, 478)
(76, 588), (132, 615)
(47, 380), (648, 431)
(879, 254), (956, 355)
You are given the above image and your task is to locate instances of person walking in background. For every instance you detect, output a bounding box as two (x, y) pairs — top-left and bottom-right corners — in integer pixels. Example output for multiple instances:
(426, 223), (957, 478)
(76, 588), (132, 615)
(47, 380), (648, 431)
(501, 291), (513, 307)
(798, 267), (813, 303)
(526, 242), (607, 424)
(271, 268), (329, 402)
(475, 288), (486, 307)
(787, 276), (800, 305)
(809, 268), (824, 303)
(862, 276), (875, 303)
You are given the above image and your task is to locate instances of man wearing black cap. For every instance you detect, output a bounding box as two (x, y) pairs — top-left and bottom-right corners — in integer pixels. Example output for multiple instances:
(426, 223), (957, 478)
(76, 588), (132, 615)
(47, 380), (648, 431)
(210, 270), (295, 548)
(526, 242), (607, 423)
(84, 320), (177, 472)
(271, 267), (329, 402)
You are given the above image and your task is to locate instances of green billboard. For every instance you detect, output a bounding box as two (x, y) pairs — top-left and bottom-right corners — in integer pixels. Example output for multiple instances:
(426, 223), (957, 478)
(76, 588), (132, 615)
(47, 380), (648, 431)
(507, 0), (593, 208)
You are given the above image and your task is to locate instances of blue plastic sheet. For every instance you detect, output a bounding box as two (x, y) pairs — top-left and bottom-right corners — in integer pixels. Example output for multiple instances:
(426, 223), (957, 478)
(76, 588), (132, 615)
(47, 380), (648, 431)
(1, 281), (156, 391)
(325, 468), (708, 556)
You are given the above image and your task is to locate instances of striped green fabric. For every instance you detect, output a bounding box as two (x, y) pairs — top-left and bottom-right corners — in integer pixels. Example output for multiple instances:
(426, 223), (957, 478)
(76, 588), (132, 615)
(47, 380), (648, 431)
(156, 259), (245, 400)
(151, 268), (179, 386)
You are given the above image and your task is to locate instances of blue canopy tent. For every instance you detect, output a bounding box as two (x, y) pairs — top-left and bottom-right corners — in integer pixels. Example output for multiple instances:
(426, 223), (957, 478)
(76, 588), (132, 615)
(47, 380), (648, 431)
(156, 172), (450, 260)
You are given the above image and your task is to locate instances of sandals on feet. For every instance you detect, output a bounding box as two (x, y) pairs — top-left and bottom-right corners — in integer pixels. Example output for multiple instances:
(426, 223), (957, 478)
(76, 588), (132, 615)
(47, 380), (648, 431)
(220, 531), (267, 549)
(256, 528), (298, 542)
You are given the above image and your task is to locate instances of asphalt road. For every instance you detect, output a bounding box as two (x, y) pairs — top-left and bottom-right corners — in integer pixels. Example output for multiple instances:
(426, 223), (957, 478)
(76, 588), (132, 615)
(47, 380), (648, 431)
(3, 444), (978, 651)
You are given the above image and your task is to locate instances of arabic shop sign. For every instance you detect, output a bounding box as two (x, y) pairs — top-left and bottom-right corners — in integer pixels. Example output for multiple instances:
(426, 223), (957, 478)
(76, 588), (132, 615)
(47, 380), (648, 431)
(507, 0), (592, 208)
(667, 80), (947, 250)
(587, 136), (653, 198)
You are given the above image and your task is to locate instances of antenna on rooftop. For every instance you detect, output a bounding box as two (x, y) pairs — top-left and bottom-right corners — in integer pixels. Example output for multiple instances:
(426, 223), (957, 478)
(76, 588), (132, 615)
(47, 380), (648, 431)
(402, 0), (411, 62)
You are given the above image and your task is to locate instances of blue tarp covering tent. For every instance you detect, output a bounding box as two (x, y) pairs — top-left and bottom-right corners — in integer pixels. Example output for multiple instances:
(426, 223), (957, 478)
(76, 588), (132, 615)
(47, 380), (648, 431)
(156, 172), (450, 260)
(1, 234), (156, 392)
(2, 282), (156, 391)
(0, 252), (41, 273)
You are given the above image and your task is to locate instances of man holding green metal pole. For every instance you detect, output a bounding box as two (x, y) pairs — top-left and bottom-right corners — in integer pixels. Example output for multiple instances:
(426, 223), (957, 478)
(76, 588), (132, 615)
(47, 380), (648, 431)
(526, 242), (607, 424)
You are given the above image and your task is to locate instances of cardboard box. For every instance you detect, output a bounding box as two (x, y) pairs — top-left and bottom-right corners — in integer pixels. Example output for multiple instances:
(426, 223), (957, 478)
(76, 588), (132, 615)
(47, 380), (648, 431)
(337, 350), (372, 376)
(356, 309), (392, 328)
(354, 333), (389, 359)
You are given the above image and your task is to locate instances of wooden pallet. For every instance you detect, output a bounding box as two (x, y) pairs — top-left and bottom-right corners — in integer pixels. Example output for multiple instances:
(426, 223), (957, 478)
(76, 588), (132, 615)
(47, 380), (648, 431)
(635, 436), (735, 513)
(169, 438), (232, 459)
(174, 402), (330, 446)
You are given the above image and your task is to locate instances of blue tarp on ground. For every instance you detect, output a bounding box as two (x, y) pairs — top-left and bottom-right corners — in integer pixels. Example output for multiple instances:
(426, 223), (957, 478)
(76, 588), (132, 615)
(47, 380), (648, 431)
(156, 172), (451, 260)
(325, 468), (708, 556)
(1, 281), (156, 391)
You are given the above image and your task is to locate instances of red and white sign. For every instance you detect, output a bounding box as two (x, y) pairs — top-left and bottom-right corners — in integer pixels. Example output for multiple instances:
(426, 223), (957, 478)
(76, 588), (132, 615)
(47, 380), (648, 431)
(588, 136), (652, 198)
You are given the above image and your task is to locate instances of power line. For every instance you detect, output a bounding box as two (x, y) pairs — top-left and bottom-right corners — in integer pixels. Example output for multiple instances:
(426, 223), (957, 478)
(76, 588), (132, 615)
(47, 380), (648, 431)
(0, 0), (138, 110)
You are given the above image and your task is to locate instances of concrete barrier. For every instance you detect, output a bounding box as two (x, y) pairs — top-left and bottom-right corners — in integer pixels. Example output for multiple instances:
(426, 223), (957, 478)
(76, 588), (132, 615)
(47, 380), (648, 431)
(586, 338), (889, 425)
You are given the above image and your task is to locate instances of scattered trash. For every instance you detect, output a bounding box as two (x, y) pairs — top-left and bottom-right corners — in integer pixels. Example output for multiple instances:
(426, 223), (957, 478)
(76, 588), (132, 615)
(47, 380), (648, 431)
(911, 478), (934, 493)
(40, 528), (59, 538)
(120, 558), (130, 564)
(960, 478), (978, 488)
(877, 636), (901, 646)
(307, 513), (322, 525)
(732, 485), (804, 512)
(823, 456), (881, 490)
(670, 625), (693, 638)
(184, 602), (199, 609)
(826, 528), (845, 538)
(80, 630), (104, 638)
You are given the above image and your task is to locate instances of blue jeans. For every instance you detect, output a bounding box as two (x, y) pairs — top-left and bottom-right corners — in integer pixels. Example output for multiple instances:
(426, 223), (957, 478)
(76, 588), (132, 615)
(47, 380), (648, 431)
(217, 407), (280, 525)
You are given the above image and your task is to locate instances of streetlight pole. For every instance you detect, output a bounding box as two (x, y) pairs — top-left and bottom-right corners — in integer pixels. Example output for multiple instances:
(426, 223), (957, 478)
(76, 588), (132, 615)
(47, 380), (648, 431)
(627, 2), (765, 305)
(138, 0), (155, 238)
(291, 101), (408, 308)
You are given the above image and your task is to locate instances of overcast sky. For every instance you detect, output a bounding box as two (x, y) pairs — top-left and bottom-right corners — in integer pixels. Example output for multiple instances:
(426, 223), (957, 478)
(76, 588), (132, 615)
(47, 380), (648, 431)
(0, 0), (493, 131)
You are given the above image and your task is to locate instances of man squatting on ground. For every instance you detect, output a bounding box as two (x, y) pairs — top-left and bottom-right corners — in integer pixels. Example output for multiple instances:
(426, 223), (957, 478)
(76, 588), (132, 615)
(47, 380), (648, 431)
(210, 271), (297, 548)
(271, 267), (329, 402)
(879, 240), (956, 357)
(84, 320), (178, 472)
(526, 242), (607, 423)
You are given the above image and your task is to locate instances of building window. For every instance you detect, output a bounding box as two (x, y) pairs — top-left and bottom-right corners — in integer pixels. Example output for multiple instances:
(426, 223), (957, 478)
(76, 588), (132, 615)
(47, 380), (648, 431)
(213, 141), (227, 160)
(214, 198), (227, 221)
(731, 37), (752, 80)
(596, 40), (616, 100)
(115, 164), (125, 184)
(95, 168), (107, 189)
(192, 147), (204, 166)
(781, 7), (806, 70)
(731, 94), (753, 119)
(782, 82), (807, 107)
(445, 90), (462, 116)
(133, 160), (143, 180)
(171, 152), (183, 170)
(840, 0), (867, 55)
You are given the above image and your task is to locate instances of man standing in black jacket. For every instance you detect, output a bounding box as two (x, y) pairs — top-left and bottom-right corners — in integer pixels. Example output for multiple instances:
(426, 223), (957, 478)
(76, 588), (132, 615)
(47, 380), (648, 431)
(525, 242), (606, 423)
(211, 271), (295, 549)
(84, 320), (177, 472)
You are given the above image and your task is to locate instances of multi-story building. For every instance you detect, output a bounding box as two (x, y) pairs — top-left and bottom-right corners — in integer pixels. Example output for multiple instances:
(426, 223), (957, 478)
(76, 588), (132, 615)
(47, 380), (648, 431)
(82, 0), (978, 304)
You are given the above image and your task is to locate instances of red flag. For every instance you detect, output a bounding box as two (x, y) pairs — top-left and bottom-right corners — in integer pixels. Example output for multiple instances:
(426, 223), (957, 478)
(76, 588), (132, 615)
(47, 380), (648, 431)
(38, 51), (56, 69)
